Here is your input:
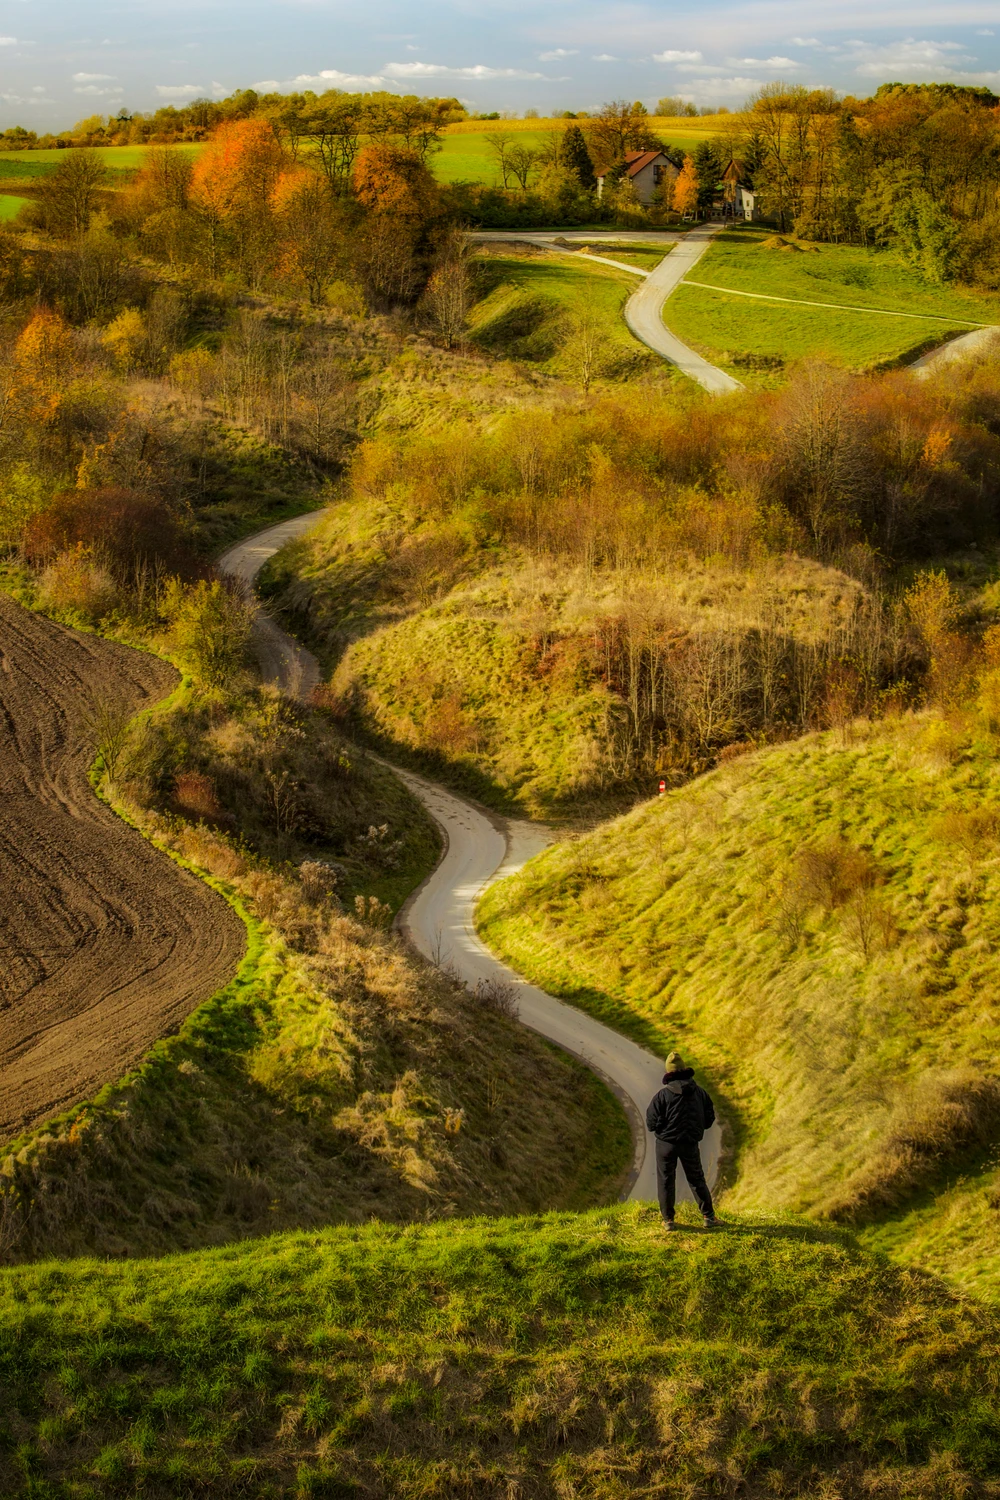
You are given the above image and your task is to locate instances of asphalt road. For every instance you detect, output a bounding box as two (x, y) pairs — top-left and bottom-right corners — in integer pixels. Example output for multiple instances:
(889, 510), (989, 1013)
(623, 223), (744, 394)
(472, 223), (742, 394)
(218, 515), (722, 1207)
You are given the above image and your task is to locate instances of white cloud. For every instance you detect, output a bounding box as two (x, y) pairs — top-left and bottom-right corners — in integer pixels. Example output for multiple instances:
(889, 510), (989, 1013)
(652, 49), (702, 62)
(74, 84), (123, 95)
(72, 71), (114, 81)
(736, 55), (801, 67)
(592, 53), (619, 62)
(791, 37), (819, 45)
(977, 28), (995, 35)
(677, 75), (759, 102)
(842, 38), (976, 77)
(0, 37), (17, 47)
(252, 68), (386, 89)
(155, 83), (204, 98)
(383, 61), (551, 79)
(539, 48), (577, 60)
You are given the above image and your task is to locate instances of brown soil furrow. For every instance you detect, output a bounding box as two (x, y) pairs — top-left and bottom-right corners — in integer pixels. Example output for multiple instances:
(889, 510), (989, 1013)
(0, 595), (245, 1141)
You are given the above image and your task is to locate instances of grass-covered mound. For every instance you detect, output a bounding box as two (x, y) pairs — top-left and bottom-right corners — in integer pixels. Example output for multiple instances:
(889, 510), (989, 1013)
(3, 1206), (999, 1499)
(468, 250), (661, 381)
(479, 714), (1000, 1296)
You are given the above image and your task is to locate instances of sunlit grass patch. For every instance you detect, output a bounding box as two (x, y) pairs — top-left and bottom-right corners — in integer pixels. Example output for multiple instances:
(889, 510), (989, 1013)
(2, 1204), (998, 1497)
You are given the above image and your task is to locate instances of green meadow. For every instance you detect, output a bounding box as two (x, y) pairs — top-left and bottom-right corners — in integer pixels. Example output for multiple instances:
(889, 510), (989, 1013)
(664, 228), (1000, 373)
(431, 120), (716, 186)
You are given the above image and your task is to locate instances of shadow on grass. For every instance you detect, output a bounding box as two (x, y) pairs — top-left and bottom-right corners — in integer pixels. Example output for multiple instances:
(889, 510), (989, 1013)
(669, 1210), (854, 1249)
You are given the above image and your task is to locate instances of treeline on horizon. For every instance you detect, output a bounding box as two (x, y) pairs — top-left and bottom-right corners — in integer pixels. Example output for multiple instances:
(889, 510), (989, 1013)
(4, 78), (1000, 288)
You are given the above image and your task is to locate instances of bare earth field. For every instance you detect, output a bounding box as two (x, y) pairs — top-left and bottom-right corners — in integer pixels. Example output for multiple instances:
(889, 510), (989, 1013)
(0, 597), (244, 1142)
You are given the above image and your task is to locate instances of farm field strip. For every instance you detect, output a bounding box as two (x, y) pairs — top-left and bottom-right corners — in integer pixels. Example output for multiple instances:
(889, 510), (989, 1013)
(680, 278), (990, 325)
(0, 595), (245, 1143)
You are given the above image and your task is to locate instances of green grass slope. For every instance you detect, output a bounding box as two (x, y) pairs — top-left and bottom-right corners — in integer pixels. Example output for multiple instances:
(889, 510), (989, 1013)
(665, 229), (1000, 376)
(479, 714), (1000, 1297)
(3, 1206), (999, 1499)
(469, 250), (659, 380)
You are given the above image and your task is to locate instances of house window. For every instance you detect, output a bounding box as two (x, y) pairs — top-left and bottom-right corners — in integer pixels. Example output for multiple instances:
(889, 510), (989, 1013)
(653, 164), (663, 184)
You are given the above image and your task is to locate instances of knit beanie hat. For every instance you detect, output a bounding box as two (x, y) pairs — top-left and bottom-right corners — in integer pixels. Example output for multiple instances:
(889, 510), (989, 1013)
(664, 1051), (685, 1073)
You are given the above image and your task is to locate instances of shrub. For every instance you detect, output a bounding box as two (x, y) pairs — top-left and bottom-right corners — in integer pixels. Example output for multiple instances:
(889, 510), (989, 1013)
(23, 487), (196, 579)
(162, 576), (254, 687)
(37, 545), (119, 622)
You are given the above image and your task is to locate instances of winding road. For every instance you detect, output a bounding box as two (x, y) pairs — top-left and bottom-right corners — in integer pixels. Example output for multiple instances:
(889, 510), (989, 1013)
(219, 513), (721, 1204)
(473, 224), (738, 393)
(475, 224), (997, 393)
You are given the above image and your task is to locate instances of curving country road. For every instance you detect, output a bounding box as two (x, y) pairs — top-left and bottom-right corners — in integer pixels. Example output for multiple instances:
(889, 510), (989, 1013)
(472, 224), (741, 394)
(219, 515), (721, 1205)
(623, 224), (744, 393)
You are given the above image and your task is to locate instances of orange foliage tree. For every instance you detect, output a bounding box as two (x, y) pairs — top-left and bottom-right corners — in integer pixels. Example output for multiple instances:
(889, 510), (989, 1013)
(272, 167), (346, 304)
(672, 155), (699, 217)
(352, 144), (442, 307)
(190, 118), (288, 284)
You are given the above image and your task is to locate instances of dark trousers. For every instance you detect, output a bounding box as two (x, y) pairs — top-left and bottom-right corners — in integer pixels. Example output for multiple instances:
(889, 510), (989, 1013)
(655, 1137), (714, 1221)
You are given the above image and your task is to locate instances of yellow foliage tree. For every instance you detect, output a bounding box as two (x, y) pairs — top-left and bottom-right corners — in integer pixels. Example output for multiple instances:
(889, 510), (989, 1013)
(101, 307), (146, 372)
(13, 308), (78, 423)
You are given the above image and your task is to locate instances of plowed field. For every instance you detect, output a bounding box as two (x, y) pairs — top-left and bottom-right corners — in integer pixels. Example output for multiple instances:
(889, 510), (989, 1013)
(0, 597), (245, 1142)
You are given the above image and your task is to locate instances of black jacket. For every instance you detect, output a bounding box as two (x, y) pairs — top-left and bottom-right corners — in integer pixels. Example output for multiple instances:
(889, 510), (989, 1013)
(645, 1068), (716, 1143)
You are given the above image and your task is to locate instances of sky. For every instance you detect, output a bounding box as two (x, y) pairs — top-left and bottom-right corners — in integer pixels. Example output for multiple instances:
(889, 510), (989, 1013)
(1, 0), (999, 129)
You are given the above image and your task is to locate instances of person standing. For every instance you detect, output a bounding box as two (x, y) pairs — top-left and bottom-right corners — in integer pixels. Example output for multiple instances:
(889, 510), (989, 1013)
(645, 1051), (720, 1231)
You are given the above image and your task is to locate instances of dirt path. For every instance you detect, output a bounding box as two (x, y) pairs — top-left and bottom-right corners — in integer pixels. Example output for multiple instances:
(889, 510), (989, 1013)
(0, 596), (245, 1142)
(220, 519), (721, 1205)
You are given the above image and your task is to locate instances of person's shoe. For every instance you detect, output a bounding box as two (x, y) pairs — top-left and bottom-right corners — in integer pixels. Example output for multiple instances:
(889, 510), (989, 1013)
(703, 1216), (722, 1228)
(662, 1219), (676, 1233)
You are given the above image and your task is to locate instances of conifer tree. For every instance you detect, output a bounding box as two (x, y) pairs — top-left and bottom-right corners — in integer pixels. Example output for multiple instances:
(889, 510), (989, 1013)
(562, 125), (596, 191)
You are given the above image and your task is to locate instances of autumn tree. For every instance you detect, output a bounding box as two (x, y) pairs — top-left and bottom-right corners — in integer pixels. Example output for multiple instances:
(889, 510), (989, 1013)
(190, 117), (288, 285)
(585, 99), (662, 173)
(422, 233), (471, 346)
(672, 156), (699, 216)
(352, 144), (442, 307)
(13, 309), (79, 425)
(273, 168), (347, 303)
(118, 146), (195, 264)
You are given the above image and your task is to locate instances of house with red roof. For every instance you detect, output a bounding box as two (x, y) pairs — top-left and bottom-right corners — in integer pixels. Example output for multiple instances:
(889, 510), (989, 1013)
(596, 148), (678, 205)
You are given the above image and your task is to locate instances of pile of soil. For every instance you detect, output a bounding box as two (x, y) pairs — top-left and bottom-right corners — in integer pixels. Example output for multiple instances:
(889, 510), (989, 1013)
(0, 597), (244, 1142)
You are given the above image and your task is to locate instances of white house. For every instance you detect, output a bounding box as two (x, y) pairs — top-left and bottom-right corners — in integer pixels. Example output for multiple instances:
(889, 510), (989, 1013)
(597, 149), (679, 206)
(722, 159), (760, 221)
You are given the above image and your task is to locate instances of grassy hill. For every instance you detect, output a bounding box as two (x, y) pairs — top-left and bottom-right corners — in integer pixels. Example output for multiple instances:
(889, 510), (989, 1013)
(468, 248), (660, 380)
(665, 228), (1000, 378)
(479, 711), (1000, 1299)
(3, 1204), (999, 1498)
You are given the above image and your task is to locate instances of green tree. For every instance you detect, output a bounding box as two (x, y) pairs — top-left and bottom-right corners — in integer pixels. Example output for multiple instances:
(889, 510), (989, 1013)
(562, 125), (596, 191)
(693, 140), (724, 215)
(32, 149), (107, 237)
